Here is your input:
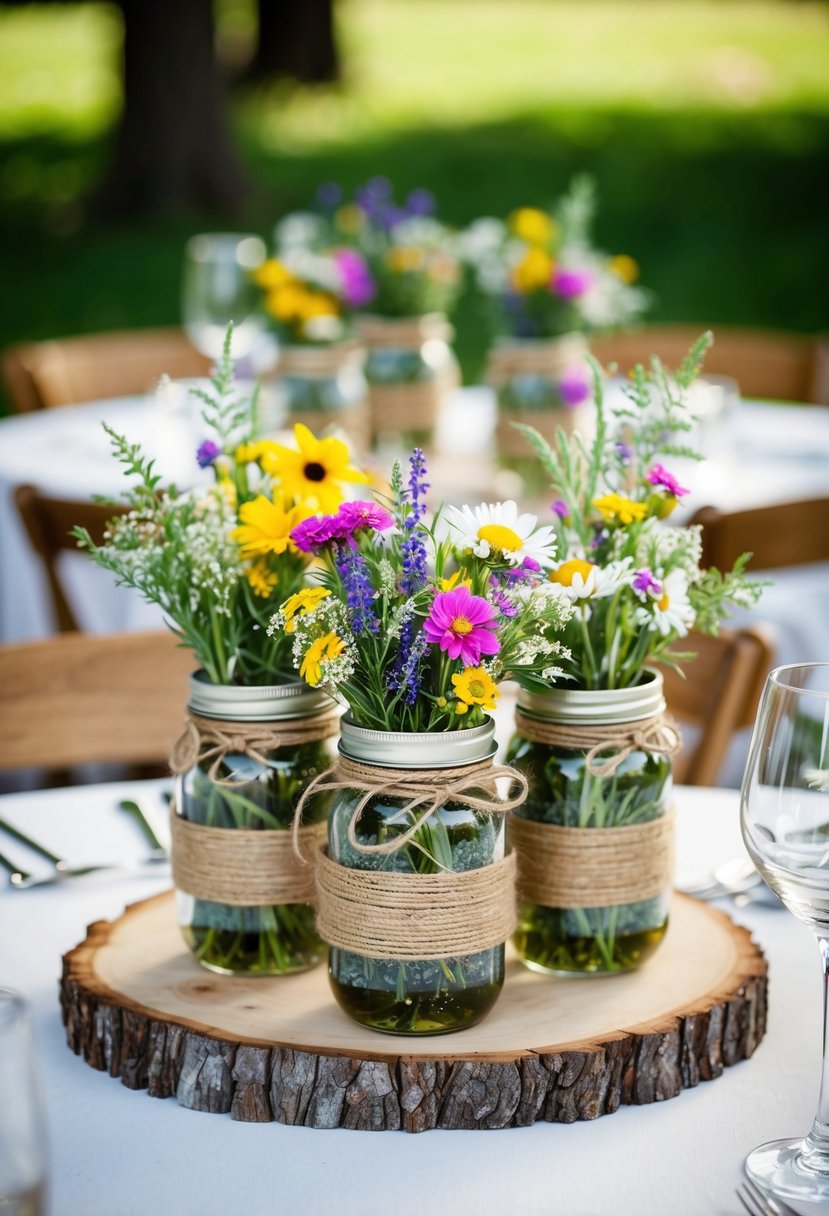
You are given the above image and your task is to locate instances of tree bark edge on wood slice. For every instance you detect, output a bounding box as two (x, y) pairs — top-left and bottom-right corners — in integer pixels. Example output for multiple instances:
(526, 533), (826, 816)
(60, 890), (767, 1132)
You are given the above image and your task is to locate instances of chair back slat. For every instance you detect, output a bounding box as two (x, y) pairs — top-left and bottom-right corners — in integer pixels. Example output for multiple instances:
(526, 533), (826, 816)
(0, 632), (193, 772)
(692, 499), (829, 571)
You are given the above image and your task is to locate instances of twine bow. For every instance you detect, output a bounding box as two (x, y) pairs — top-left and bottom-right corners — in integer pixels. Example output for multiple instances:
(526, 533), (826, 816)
(514, 708), (682, 779)
(292, 755), (528, 866)
(169, 710), (340, 785)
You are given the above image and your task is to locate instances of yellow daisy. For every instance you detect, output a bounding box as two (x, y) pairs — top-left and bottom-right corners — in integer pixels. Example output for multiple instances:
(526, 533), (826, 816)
(509, 207), (556, 247)
(231, 496), (304, 558)
(260, 424), (368, 514)
(451, 667), (500, 715)
(511, 247), (555, 294)
(280, 587), (331, 633)
(593, 493), (648, 526)
(300, 632), (345, 686)
(244, 560), (278, 598)
(253, 259), (293, 290)
(610, 254), (639, 284)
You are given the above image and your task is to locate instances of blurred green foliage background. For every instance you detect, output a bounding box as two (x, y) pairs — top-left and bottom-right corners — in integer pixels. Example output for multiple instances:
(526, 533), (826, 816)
(1, 0), (827, 397)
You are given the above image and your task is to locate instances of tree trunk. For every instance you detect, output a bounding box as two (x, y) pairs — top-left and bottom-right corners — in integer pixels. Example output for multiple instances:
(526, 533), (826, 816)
(99, 0), (250, 218)
(247, 0), (340, 84)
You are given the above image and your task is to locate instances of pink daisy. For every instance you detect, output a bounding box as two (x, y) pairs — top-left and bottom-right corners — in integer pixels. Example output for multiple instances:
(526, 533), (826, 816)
(423, 586), (501, 666)
(646, 464), (690, 498)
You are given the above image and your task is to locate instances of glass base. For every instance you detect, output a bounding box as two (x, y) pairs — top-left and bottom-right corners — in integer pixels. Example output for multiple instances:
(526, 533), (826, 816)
(745, 1138), (829, 1207)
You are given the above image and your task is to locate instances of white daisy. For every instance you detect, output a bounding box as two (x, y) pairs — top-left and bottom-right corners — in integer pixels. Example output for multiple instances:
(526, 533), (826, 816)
(636, 568), (695, 637)
(549, 557), (632, 602)
(444, 501), (557, 568)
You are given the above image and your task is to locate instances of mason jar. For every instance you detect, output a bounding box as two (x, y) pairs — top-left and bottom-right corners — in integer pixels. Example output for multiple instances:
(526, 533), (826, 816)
(266, 342), (369, 453)
(355, 313), (459, 446)
(507, 671), (673, 976)
(326, 716), (507, 1035)
(173, 674), (335, 976)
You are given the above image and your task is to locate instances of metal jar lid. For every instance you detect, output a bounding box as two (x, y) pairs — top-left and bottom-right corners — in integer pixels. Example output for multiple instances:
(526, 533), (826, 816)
(517, 670), (665, 726)
(187, 671), (333, 722)
(338, 713), (497, 769)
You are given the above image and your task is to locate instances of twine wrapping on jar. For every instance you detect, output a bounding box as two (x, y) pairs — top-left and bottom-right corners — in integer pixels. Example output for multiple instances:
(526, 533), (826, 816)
(169, 708), (341, 785)
(355, 313), (454, 349)
(508, 811), (675, 909)
(356, 314), (458, 436)
(485, 334), (588, 384)
(293, 754), (527, 959)
(315, 847), (518, 960)
(277, 341), (363, 377)
(169, 811), (327, 906)
(514, 706), (682, 778)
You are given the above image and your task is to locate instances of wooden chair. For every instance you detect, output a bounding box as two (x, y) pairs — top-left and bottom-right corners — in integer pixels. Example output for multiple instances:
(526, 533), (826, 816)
(691, 498), (829, 572)
(14, 485), (127, 633)
(663, 625), (775, 786)
(1, 328), (211, 414)
(590, 325), (829, 404)
(0, 631), (194, 774)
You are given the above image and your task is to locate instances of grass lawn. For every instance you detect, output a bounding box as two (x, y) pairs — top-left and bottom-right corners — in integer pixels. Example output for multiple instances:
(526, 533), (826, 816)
(1, 0), (828, 403)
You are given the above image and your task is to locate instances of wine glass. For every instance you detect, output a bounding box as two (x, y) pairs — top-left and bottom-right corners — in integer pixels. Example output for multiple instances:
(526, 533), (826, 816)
(182, 233), (275, 370)
(741, 661), (829, 1205)
(0, 989), (48, 1215)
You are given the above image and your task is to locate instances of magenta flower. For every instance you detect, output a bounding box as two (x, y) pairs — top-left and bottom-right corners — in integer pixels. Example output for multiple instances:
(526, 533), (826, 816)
(423, 586), (501, 665)
(632, 568), (662, 599)
(647, 464), (690, 498)
(560, 369), (590, 407)
(551, 500), (569, 519)
(552, 268), (594, 299)
(291, 514), (343, 553)
(336, 501), (395, 539)
(334, 249), (377, 308)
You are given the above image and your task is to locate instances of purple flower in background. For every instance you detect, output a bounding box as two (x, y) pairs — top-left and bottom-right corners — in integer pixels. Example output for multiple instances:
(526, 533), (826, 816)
(590, 527), (609, 551)
(492, 589), (518, 618)
(647, 464), (690, 498)
(615, 440), (633, 466)
(632, 568), (663, 600)
(366, 176), (392, 199)
(334, 249), (376, 308)
(405, 188), (436, 217)
(522, 555), (542, 572)
(377, 204), (406, 230)
(336, 545), (379, 635)
(196, 439), (221, 468)
(551, 500), (569, 520)
(290, 514), (342, 553)
(552, 268), (594, 299)
(315, 181), (343, 210)
(559, 370), (590, 407)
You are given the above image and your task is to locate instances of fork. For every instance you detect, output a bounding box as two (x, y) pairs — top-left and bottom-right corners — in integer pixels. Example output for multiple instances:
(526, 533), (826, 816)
(736, 1178), (799, 1216)
(0, 815), (167, 889)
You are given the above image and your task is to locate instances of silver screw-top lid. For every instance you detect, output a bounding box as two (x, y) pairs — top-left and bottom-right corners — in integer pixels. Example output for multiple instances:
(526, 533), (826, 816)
(517, 670), (665, 726)
(187, 671), (333, 722)
(338, 714), (497, 769)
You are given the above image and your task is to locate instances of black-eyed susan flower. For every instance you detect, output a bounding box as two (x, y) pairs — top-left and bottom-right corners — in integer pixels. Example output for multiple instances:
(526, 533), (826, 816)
(260, 424), (368, 515)
(451, 666), (499, 714)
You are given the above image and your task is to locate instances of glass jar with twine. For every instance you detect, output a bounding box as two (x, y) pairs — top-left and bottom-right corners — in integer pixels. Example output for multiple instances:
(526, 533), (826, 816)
(169, 673), (340, 976)
(262, 341), (369, 455)
(486, 333), (591, 467)
(294, 716), (527, 1035)
(355, 313), (459, 448)
(506, 670), (680, 975)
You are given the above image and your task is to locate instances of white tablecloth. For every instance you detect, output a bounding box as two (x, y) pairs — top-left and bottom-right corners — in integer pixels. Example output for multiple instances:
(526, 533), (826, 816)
(0, 778), (820, 1216)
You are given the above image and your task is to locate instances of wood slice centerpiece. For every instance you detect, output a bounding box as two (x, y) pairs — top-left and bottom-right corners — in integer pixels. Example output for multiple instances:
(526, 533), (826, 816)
(61, 890), (767, 1132)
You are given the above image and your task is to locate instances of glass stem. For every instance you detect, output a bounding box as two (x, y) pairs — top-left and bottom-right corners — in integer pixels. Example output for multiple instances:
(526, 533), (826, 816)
(801, 935), (829, 1173)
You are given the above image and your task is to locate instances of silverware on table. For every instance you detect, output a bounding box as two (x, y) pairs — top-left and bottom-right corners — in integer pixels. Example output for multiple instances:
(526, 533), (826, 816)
(117, 798), (167, 854)
(736, 1177), (799, 1216)
(0, 811), (167, 890)
(679, 856), (783, 909)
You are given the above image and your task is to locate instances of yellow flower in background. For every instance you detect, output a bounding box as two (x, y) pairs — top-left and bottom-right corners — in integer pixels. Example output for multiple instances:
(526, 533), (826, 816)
(439, 570), (472, 592)
(550, 558), (595, 589)
(300, 632), (345, 686)
(511, 247), (554, 293)
(254, 259), (293, 290)
(232, 496), (305, 558)
(335, 203), (365, 234)
(610, 254), (639, 284)
(265, 283), (305, 322)
(593, 493), (648, 525)
(244, 560), (278, 598)
(509, 207), (556, 247)
(261, 424), (369, 514)
(387, 246), (425, 273)
(300, 290), (339, 319)
(451, 666), (499, 714)
(280, 587), (331, 633)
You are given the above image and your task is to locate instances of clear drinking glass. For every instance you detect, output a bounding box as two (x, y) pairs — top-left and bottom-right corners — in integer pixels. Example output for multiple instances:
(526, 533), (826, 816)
(741, 662), (829, 1206)
(182, 232), (273, 367)
(0, 990), (48, 1215)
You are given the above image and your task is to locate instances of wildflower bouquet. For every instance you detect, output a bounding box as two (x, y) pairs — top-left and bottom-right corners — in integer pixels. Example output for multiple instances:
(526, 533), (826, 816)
(505, 332), (765, 977)
(253, 242), (354, 346)
(75, 328), (369, 685)
(462, 176), (648, 344)
(270, 449), (574, 729)
(525, 332), (762, 689)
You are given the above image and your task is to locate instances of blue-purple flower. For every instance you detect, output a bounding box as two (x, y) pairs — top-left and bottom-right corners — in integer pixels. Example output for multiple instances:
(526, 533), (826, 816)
(196, 439), (221, 469)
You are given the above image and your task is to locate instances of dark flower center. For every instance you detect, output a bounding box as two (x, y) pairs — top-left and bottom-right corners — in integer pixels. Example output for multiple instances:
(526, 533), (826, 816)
(304, 461), (326, 482)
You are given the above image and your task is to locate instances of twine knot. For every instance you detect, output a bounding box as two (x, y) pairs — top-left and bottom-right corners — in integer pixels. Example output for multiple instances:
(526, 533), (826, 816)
(169, 709), (340, 785)
(514, 707), (681, 778)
